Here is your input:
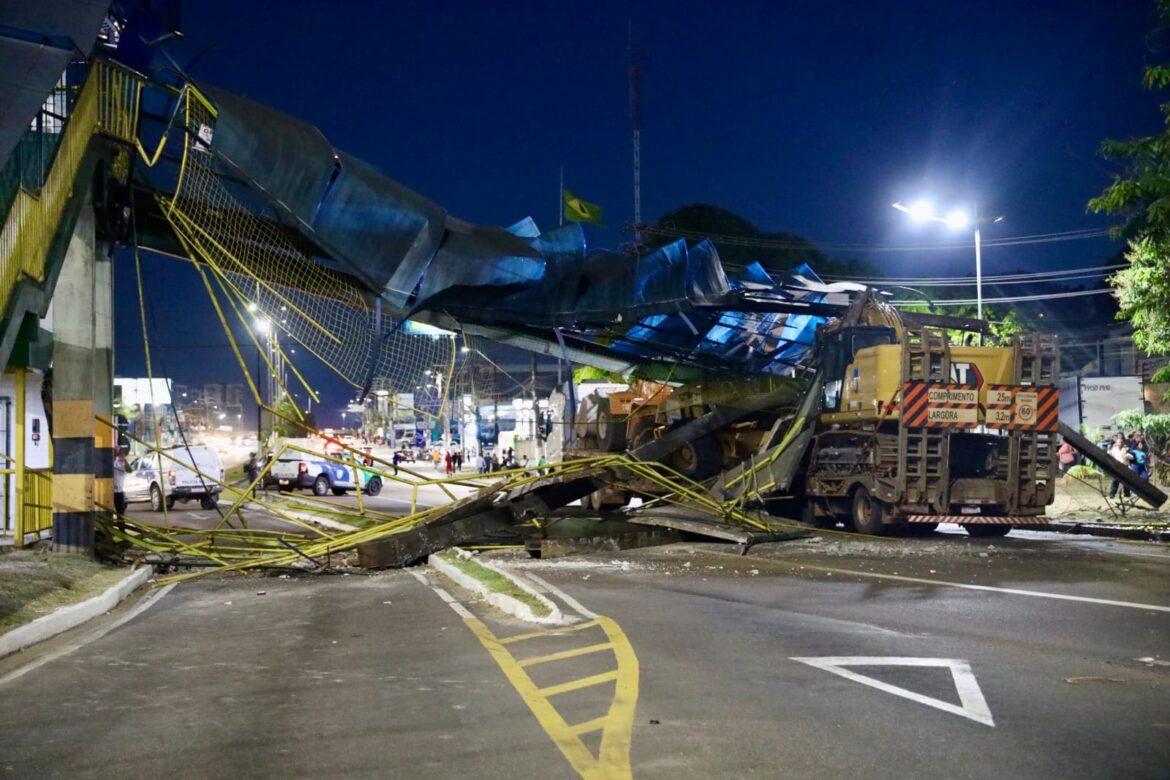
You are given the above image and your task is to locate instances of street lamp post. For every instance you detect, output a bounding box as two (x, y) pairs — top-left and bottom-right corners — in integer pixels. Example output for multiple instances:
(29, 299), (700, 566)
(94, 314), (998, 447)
(892, 200), (1004, 326)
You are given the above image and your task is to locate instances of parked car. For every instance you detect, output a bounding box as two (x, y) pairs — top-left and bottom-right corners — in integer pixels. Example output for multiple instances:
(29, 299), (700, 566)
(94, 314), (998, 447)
(124, 445), (224, 511)
(269, 451), (382, 496)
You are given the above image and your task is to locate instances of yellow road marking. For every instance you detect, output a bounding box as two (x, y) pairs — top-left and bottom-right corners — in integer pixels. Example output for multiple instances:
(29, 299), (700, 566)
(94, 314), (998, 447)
(498, 618), (600, 645)
(462, 615), (638, 779)
(519, 642), (616, 668)
(414, 568), (639, 778)
(538, 669), (619, 697)
(569, 715), (610, 736)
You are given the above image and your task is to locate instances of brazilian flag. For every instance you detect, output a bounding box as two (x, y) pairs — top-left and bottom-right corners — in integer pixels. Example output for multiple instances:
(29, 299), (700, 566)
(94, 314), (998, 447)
(563, 188), (604, 225)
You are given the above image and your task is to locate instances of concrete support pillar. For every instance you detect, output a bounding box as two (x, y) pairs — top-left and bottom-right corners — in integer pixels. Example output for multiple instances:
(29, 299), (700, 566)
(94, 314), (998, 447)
(51, 195), (112, 553)
(93, 227), (115, 521)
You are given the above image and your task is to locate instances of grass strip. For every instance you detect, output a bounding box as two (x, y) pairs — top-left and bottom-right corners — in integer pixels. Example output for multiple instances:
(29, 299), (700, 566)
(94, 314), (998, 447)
(0, 550), (132, 632)
(438, 551), (550, 617)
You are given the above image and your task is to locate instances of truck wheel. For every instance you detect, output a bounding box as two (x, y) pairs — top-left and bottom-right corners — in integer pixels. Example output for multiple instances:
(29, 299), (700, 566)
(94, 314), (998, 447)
(365, 477), (382, 496)
(668, 434), (722, 481)
(312, 475), (330, 496)
(331, 487), (348, 496)
(595, 398), (627, 452)
(964, 524), (1011, 538)
(200, 495), (218, 510)
(851, 486), (886, 535)
(150, 484), (164, 512)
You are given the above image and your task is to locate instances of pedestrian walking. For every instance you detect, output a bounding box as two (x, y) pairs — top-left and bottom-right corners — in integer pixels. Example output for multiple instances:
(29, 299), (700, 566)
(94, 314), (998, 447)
(444, 450), (454, 476)
(392, 450), (401, 475)
(475, 452), (485, 474)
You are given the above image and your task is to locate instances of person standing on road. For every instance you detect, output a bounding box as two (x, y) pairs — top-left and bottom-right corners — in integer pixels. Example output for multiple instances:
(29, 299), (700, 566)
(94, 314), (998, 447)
(1107, 434), (1133, 498)
(244, 451), (260, 497)
(113, 448), (129, 525)
(444, 450), (454, 476)
(475, 452), (485, 474)
(391, 450), (401, 475)
(1058, 438), (1077, 485)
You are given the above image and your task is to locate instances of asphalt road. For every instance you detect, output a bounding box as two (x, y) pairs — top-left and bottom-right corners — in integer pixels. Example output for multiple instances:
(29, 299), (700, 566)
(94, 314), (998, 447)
(1, 530), (1167, 778)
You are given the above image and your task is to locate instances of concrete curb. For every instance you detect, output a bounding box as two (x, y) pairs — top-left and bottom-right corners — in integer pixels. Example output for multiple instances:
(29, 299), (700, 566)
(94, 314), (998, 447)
(0, 565), (153, 659)
(428, 549), (564, 625)
(281, 508), (359, 533)
(1047, 521), (1169, 543)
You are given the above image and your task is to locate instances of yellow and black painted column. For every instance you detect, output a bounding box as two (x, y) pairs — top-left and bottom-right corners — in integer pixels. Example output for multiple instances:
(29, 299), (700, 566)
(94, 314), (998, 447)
(51, 194), (113, 553)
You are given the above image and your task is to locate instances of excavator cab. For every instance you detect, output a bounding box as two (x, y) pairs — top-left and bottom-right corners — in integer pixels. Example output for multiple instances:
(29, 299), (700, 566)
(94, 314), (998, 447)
(818, 325), (897, 413)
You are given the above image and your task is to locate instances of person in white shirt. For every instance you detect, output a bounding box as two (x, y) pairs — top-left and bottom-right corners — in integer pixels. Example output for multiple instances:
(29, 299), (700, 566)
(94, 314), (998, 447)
(1107, 434), (1133, 498)
(113, 449), (129, 524)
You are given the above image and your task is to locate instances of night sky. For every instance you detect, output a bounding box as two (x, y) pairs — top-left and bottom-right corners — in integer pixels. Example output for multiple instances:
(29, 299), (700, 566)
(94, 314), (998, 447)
(114, 1), (1164, 425)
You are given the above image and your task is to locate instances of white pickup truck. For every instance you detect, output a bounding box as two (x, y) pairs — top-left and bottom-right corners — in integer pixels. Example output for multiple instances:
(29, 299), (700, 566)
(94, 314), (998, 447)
(270, 451), (383, 497)
(124, 445), (224, 511)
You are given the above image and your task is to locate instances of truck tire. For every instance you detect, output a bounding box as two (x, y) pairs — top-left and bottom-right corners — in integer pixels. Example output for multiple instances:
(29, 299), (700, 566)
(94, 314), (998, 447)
(964, 524), (1011, 538)
(150, 484), (164, 512)
(850, 486), (886, 535)
(668, 433), (722, 481)
(312, 475), (330, 496)
(200, 495), (218, 510)
(595, 398), (627, 452)
(365, 477), (382, 496)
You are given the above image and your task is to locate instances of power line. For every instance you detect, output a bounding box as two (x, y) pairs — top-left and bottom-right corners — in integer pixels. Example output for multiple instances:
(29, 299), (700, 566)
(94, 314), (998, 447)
(890, 288), (1115, 307)
(638, 224), (1113, 252)
(832, 263), (1127, 286)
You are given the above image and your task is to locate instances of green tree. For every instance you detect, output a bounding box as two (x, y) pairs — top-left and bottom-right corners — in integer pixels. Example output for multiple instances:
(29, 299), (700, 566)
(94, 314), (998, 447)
(272, 395), (317, 438)
(1088, 0), (1170, 372)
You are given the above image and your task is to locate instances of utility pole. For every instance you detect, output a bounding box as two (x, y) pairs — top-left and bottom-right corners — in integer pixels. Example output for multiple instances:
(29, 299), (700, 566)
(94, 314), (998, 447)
(531, 354), (540, 458)
(255, 345), (262, 446)
(628, 18), (642, 245)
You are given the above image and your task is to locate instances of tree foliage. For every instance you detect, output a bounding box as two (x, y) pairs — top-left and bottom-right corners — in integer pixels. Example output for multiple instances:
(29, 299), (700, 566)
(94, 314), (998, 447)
(1114, 409), (1170, 455)
(273, 395), (316, 438)
(1088, 0), (1170, 356)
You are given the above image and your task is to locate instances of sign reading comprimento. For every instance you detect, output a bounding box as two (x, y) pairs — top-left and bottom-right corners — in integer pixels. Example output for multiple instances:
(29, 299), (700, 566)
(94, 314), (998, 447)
(900, 381), (1059, 431)
(901, 382), (980, 429)
(927, 387), (978, 405)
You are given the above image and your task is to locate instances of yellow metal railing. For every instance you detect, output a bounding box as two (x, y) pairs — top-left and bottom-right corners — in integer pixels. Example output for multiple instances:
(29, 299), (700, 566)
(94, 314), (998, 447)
(0, 61), (142, 328)
(19, 468), (53, 542)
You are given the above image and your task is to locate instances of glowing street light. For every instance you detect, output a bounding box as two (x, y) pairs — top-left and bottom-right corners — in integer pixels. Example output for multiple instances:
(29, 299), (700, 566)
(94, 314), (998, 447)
(944, 209), (970, 230)
(892, 200), (1003, 323)
(254, 318), (271, 335)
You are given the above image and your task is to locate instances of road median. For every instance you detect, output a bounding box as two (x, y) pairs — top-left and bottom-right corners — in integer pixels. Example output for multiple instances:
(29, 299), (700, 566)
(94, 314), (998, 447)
(428, 547), (563, 624)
